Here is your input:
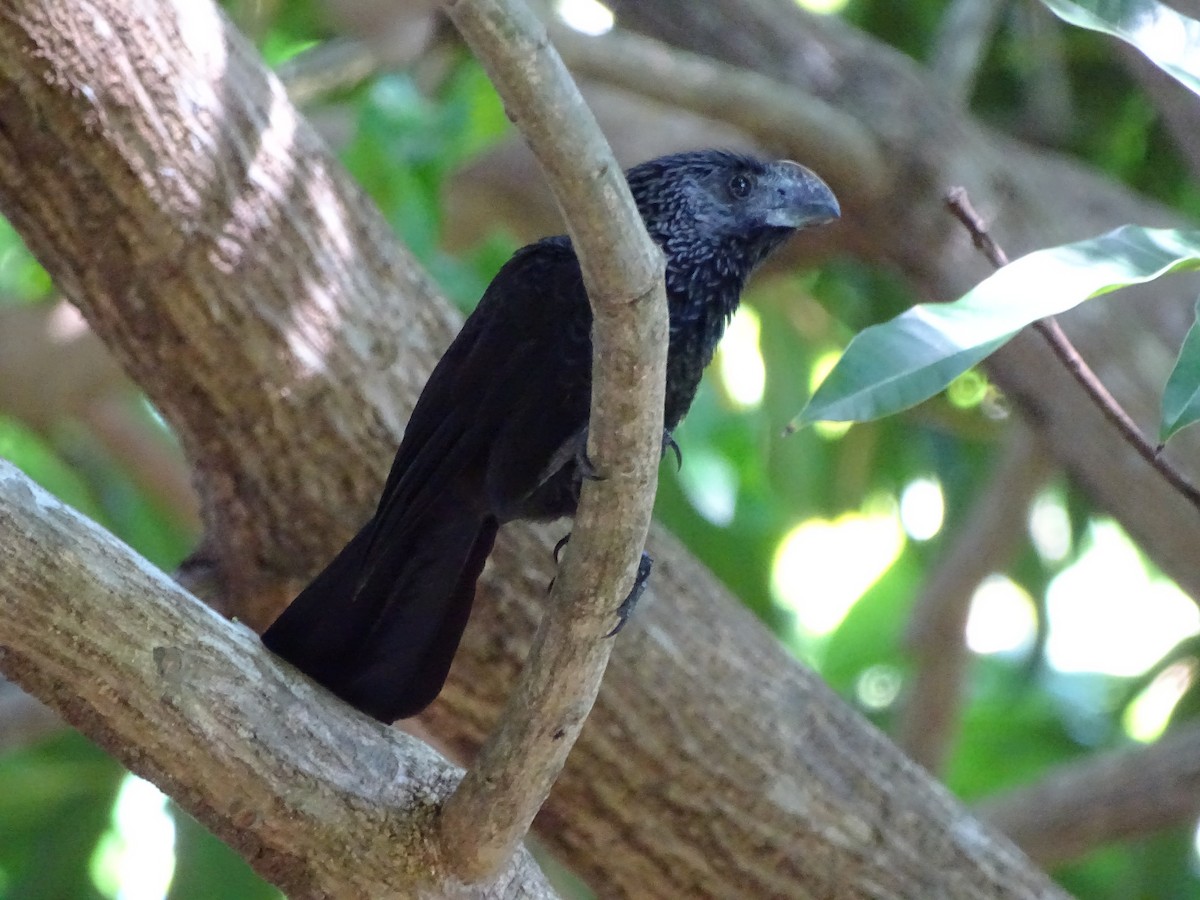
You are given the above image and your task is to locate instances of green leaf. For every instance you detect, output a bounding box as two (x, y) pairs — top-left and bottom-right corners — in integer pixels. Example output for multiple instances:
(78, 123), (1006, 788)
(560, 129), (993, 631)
(791, 226), (1200, 427)
(1160, 296), (1200, 443)
(1040, 0), (1200, 97)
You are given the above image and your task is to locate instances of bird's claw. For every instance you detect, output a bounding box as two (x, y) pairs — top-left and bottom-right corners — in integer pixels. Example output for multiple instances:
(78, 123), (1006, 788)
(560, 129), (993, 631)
(553, 532), (572, 563)
(606, 552), (653, 638)
(662, 431), (682, 471)
(548, 533), (572, 592)
(577, 448), (605, 481)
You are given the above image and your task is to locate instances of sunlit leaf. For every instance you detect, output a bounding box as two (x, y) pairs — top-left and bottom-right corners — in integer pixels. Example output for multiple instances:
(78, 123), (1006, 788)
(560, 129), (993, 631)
(791, 226), (1200, 427)
(1040, 0), (1200, 97)
(1160, 296), (1200, 443)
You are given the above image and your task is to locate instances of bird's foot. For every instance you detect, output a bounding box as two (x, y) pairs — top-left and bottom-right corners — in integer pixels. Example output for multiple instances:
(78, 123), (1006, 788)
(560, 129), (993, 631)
(607, 552), (653, 638)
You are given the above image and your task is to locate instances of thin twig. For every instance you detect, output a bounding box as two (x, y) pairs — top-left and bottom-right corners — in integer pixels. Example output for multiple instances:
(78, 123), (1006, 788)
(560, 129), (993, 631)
(944, 187), (1200, 514)
(945, 187), (1010, 267)
(436, 0), (668, 883)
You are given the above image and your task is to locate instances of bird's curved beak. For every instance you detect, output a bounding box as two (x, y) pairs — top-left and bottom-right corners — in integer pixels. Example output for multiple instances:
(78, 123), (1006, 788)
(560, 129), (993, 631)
(763, 161), (841, 229)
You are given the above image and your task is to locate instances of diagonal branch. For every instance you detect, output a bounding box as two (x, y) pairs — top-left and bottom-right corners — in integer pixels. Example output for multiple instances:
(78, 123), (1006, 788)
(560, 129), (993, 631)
(0, 459), (553, 898)
(0, 0), (457, 630)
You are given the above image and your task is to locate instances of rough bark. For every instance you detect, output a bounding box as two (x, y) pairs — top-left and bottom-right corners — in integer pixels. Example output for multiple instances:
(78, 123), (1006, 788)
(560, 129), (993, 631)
(0, 0), (455, 630)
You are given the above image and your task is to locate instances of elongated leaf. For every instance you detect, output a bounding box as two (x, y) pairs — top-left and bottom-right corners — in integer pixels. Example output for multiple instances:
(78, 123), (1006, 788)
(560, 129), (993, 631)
(1040, 0), (1200, 97)
(1160, 296), (1200, 443)
(791, 226), (1200, 428)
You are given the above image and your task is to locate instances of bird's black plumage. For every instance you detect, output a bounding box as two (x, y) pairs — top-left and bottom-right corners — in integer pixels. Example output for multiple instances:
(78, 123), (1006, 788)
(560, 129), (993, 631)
(262, 150), (839, 721)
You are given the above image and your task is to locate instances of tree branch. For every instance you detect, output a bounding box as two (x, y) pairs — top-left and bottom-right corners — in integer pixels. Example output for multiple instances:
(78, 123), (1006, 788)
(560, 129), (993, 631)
(435, 0), (667, 881)
(0, 299), (202, 533)
(1011, 0), (1073, 147)
(549, 24), (886, 205)
(0, 459), (554, 898)
(977, 721), (1200, 866)
(276, 36), (386, 106)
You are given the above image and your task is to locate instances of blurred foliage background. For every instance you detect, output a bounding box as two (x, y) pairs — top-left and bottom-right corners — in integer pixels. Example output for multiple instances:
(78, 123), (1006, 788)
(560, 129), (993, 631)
(3, 0), (1200, 897)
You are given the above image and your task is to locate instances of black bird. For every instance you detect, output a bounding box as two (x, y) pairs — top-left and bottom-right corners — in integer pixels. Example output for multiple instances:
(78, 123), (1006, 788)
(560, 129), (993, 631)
(263, 150), (839, 722)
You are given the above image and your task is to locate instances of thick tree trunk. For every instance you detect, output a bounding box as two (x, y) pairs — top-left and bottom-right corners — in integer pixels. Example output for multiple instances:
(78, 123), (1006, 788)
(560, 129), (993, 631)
(0, 0), (455, 630)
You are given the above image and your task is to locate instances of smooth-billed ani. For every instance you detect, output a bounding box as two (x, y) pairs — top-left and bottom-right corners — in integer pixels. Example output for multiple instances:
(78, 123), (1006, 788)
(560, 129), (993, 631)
(262, 150), (839, 722)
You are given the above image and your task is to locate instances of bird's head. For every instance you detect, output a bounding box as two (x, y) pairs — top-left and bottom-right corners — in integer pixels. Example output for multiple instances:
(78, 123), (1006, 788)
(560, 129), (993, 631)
(626, 150), (839, 291)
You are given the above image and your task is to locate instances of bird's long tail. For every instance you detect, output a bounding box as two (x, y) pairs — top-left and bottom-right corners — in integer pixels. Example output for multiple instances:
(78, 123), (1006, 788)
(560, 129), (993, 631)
(262, 497), (499, 722)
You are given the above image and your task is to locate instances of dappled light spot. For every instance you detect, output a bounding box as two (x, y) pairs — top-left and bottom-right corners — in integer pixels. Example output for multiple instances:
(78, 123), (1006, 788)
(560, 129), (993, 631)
(1124, 660), (1195, 743)
(772, 498), (904, 638)
(946, 369), (989, 409)
(174, 2), (228, 76)
(1046, 520), (1200, 677)
(794, 0), (850, 14)
(716, 306), (766, 410)
(90, 774), (175, 900)
(808, 348), (851, 439)
(899, 476), (943, 541)
(676, 447), (738, 526)
(1028, 488), (1072, 564)
(556, 0), (614, 36)
(277, 118), (355, 380)
(46, 301), (89, 343)
(966, 574), (1037, 656)
(855, 663), (903, 711)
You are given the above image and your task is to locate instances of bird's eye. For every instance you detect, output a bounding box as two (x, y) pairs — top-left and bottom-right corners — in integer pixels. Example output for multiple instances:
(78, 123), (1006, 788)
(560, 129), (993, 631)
(728, 173), (753, 199)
